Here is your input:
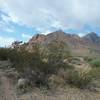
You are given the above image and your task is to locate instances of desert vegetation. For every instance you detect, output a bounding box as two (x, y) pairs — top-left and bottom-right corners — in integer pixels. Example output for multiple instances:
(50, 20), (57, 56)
(0, 40), (100, 95)
(0, 41), (100, 98)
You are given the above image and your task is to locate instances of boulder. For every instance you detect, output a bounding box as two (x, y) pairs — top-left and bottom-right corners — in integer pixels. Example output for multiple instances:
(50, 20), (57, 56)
(17, 78), (29, 88)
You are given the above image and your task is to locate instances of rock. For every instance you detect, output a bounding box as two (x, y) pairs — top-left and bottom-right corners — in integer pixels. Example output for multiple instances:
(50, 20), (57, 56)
(89, 87), (100, 92)
(17, 78), (31, 94)
(94, 88), (100, 92)
(17, 78), (29, 88)
(63, 59), (68, 63)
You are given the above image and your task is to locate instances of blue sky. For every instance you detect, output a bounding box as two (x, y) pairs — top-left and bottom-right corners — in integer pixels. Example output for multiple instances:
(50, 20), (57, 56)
(0, 0), (100, 47)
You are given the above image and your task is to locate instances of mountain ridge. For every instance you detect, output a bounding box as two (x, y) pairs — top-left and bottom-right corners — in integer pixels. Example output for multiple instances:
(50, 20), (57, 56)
(26, 30), (100, 57)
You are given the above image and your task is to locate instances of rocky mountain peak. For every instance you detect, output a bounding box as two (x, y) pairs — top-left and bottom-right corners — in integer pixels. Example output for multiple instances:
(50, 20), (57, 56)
(86, 32), (98, 38)
(83, 32), (100, 45)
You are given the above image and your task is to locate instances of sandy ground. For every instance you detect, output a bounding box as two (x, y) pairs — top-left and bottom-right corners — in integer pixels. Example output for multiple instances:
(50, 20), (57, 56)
(0, 70), (18, 100)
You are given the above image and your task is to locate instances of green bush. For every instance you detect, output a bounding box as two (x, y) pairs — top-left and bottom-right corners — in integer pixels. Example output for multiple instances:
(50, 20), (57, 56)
(89, 59), (100, 68)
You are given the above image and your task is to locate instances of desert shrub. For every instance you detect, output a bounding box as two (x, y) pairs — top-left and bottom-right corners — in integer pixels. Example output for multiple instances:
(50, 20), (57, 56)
(39, 40), (72, 74)
(47, 40), (70, 66)
(89, 59), (100, 68)
(89, 68), (100, 79)
(7, 47), (49, 88)
(64, 69), (92, 88)
(7, 46), (52, 85)
(8, 48), (41, 73)
(8, 49), (25, 72)
(0, 48), (10, 60)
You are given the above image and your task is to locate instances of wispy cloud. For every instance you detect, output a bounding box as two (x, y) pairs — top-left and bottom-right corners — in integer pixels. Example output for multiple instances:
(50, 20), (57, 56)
(0, 20), (14, 32)
(0, 0), (99, 33)
(0, 0), (100, 36)
(1, 14), (11, 24)
(0, 13), (15, 32)
(78, 33), (87, 37)
(40, 30), (52, 35)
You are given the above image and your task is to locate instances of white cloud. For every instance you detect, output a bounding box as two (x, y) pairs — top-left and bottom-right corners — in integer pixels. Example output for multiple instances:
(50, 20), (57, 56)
(40, 30), (52, 35)
(22, 33), (32, 39)
(78, 33), (87, 37)
(1, 0), (100, 32)
(0, 36), (15, 47)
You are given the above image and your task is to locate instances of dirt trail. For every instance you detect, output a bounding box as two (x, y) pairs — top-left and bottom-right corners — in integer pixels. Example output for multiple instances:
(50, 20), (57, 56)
(0, 70), (18, 100)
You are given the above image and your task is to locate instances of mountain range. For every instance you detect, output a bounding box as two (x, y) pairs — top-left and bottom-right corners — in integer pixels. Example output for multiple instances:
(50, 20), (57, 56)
(27, 30), (100, 57)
